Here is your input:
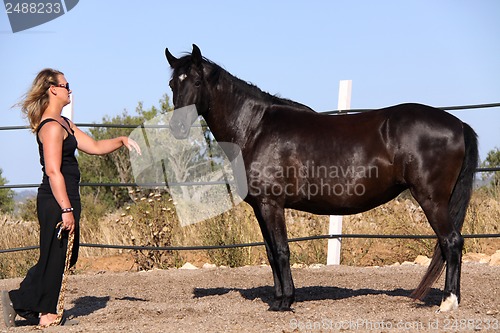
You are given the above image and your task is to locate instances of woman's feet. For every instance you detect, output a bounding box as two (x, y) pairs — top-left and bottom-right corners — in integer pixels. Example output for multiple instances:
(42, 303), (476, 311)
(1, 291), (70, 327)
(38, 312), (59, 327)
(37, 313), (79, 327)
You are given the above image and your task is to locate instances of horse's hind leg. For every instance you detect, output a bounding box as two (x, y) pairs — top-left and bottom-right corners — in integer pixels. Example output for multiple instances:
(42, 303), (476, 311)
(253, 203), (295, 311)
(439, 229), (463, 312)
(413, 193), (463, 312)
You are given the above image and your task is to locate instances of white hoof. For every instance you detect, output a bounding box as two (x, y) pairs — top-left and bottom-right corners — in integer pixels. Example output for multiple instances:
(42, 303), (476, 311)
(438, 293), (459, 312)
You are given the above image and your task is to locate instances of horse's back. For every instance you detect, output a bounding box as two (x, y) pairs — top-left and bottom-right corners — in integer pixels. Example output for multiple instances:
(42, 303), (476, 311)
(266, 102), (464, 150)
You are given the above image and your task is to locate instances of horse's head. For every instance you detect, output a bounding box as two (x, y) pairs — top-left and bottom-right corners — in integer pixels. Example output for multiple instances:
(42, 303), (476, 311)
(165, 44), (211, 115)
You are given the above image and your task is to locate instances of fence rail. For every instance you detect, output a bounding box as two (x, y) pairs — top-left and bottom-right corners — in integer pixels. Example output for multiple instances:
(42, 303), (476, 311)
(1, 166), (499, 190)
(1, 102), (499, 132)
(1, 101), (499, 254)
(2, 233), (500, 254)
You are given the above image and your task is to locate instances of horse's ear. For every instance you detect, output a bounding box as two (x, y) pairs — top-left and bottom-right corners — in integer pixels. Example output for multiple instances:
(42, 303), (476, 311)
(191, 44), (202, 67)
(165, 48), (178, 67)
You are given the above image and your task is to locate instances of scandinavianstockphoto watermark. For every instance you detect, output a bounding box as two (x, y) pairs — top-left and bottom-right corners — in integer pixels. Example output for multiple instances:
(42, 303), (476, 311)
(248, 161), (378, 199)
(290, 318), (427, 331)
(3, 0), (79, 33)
(289, 317), (500, 331)
(129, 106), (248, 227)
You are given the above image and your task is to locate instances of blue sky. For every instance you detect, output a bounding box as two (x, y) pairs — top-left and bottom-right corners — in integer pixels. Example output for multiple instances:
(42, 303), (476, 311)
(1, 1), (499, 188)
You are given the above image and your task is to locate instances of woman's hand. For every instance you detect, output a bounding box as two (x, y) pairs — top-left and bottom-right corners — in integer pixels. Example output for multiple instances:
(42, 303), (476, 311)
(122, 136), (142, 155)
(62, 211), (75, 234)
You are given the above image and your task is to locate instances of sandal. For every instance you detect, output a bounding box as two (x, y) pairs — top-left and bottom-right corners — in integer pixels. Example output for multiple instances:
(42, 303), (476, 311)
(36, 315), (79, 328)
(2, 291), (16, 328)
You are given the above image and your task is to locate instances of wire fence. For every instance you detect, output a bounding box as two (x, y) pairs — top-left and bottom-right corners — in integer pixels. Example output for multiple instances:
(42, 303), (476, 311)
(1, 167), (499, 191)
(1, 233), (500, 254)
(1, 102), (499, 254)
(1, 102), (500, 132)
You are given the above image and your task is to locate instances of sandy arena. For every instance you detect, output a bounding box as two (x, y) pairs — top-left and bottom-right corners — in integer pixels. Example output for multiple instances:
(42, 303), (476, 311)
(1, 260), (499, 332)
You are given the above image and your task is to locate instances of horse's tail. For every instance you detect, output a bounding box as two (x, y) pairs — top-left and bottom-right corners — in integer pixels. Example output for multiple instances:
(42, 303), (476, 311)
(411, 123), (479, 301)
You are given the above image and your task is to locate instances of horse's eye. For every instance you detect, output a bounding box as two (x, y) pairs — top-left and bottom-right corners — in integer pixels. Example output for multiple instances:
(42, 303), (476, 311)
(195, 81), (201, 87)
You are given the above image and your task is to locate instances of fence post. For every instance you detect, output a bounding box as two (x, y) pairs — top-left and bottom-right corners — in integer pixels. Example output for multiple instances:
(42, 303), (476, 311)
(326, 80), (352, 266)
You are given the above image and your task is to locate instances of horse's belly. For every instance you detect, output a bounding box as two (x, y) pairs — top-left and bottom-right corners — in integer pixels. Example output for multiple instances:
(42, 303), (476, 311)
(284, 182), (407, 215)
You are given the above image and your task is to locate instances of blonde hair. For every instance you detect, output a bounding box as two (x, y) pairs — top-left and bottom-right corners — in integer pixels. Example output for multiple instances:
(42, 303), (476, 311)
(20, 68), (64, 132)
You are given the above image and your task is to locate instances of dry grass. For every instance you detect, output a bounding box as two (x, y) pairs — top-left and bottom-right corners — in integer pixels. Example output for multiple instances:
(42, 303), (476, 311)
(1, 189), (498, 278)
(0, 215), (39, 279)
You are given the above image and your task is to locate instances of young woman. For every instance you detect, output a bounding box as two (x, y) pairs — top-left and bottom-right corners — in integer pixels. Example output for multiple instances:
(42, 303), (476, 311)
(2, 68), (141, 327)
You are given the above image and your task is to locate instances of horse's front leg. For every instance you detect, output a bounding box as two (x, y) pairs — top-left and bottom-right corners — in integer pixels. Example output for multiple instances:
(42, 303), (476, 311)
(253, 203), (295, 311)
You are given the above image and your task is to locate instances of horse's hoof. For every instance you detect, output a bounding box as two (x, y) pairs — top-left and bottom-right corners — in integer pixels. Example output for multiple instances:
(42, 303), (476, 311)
(268, 299), (294, 312)
(268, 302), (281, 312)
(438, 293), (459, 312)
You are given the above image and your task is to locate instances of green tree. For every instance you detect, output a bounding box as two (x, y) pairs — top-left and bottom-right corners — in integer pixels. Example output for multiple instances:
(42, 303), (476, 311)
(0, 168), (15, 213)
(77, 94), (173, 214)
(481, 147), (500, 187)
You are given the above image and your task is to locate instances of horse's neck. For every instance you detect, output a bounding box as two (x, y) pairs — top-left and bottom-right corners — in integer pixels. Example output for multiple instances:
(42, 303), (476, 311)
(205, 90), (266, 152)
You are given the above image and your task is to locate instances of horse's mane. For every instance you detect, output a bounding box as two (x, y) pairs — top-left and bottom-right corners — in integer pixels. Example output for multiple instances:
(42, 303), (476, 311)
(209, 61), (314, 111)
(173, 55), (314, 112)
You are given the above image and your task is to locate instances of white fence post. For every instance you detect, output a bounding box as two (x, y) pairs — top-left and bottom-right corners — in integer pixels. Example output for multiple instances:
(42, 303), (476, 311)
(326, 80), (352, 266)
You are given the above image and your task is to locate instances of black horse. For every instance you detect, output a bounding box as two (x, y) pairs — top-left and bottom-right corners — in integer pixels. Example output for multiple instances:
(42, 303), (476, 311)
(165, 44), (478, 312)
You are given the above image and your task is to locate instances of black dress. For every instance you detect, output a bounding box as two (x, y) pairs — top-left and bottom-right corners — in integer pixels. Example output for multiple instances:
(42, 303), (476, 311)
(9, 117), (80, 320)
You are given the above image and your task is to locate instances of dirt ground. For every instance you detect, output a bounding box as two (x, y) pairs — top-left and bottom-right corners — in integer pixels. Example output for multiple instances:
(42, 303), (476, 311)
(1, 259), (499, 333)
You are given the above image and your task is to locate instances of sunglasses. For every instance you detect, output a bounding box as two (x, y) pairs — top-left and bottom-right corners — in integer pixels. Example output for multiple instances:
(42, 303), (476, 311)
(52, 82), (70, 92)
